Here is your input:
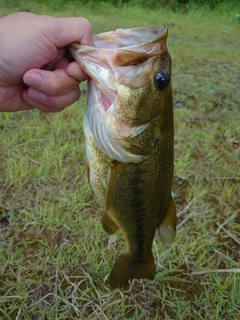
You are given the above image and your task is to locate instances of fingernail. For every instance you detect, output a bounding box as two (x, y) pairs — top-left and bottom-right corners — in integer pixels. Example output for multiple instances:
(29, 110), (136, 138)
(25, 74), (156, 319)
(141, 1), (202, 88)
(24, 73), (44, 89)
(67, 63), (84, 81)
(28, 88), (47, 103)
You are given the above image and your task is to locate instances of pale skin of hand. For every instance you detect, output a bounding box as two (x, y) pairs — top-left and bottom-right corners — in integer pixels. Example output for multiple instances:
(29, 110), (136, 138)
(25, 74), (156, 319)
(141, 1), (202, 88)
(0, 12), (94, 112)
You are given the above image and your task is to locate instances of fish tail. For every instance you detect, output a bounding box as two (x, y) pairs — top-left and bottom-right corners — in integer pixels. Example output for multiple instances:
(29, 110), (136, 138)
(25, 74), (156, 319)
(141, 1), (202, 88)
(109, 252), (155, 289)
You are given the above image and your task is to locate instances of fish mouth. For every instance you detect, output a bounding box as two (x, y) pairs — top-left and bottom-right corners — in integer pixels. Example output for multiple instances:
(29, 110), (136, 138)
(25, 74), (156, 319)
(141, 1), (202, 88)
(69, 25), (167, 50)
(69, 25), (168, 113)
(68, 26), (168, 89)
(68, 26), (169, 163)
(91, 26), (167, 50)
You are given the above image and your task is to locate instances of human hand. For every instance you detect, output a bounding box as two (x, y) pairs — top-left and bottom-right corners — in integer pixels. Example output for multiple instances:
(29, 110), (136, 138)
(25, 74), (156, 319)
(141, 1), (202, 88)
(0, 12), (94, 112)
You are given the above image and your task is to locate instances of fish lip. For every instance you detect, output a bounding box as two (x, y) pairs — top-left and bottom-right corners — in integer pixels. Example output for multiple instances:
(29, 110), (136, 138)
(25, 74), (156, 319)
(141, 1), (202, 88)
(68, 25), (168, 84)
(68, 25), (168, 52)
(93, 26), (168, 49)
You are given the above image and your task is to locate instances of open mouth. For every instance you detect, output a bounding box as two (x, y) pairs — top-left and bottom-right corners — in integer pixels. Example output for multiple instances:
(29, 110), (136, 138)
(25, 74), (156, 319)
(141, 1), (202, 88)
(69, 26), (169, 164)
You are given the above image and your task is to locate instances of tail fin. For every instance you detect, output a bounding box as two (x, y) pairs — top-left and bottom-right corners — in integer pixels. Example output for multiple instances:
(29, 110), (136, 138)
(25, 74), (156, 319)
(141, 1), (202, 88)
(109, 252), (155, 289)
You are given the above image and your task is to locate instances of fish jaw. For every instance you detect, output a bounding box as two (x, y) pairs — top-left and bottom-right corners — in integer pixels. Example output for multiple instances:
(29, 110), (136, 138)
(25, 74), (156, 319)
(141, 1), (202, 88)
(83, 79), (148, 163)
(69, 26), (171, 163)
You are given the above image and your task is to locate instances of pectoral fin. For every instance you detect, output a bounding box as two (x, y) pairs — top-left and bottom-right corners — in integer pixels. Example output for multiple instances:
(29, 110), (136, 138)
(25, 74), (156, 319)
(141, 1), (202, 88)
(102, 212), (119, 235)
(158, 196), (177, 246)
(104, 161), (118, 210)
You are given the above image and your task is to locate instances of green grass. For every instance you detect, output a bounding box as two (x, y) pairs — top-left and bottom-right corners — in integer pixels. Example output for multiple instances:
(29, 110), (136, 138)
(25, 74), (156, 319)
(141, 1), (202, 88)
(0, 2), (240, 319)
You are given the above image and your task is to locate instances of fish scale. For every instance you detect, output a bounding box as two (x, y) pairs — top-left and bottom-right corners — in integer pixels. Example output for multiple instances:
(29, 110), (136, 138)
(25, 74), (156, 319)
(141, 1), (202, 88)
(69, 25), (177, 289)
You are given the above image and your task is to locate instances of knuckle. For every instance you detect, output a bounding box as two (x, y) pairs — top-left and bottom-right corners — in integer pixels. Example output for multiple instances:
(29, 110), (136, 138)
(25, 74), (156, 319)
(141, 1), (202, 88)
(80, 17), (92, 31)
(45, 80), (60, 95)
(44, 72), (79, 96)
(45, 88), (80, 110)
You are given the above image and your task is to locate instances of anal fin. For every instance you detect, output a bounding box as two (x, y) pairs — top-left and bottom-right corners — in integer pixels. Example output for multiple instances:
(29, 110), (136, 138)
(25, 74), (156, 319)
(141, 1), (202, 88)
(102, 212), (119, 235)
(158, 195), (177, 246)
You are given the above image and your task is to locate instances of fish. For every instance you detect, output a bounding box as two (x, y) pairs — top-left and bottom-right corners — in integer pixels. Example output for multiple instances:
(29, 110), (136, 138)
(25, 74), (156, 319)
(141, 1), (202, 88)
(68, 26), (177, 289)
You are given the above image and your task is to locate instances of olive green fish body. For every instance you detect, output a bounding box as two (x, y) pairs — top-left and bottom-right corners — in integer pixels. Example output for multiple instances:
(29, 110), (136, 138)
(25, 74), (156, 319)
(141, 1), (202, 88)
(69, 26), (177, 288)
(85, 101), (175, 288)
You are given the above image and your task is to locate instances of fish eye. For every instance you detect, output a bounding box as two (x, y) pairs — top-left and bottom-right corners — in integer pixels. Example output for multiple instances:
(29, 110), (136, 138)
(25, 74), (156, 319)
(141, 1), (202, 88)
(154, 70), (170, 90)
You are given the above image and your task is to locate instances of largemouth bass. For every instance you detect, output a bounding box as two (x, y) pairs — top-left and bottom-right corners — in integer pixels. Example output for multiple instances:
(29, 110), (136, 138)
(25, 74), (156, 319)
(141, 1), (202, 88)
(69, 26), (177, 289)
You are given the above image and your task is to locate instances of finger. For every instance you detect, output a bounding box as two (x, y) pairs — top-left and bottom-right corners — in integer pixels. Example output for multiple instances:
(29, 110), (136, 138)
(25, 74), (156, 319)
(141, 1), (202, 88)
(0, 85), (34, 112)
(23, 68), (81, 96)
(43, 48), (67, 71)
(44, 56), (90, 81)
(53, 55), (70, 70)
(66, 61), (90, 81)
(22, 86), (81, 112)
(53, 17), (95, 47)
